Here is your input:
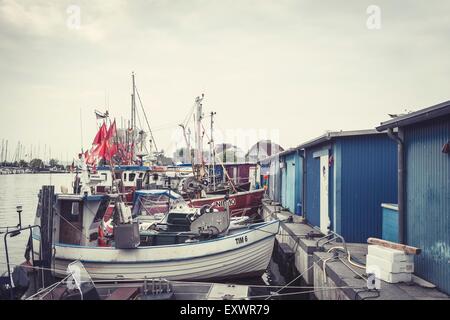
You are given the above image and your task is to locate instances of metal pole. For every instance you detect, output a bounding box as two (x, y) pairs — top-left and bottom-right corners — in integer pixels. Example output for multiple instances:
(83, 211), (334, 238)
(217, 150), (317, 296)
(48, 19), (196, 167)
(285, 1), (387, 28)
(210, 111), (216, 191)
(3, 233), (14, 300)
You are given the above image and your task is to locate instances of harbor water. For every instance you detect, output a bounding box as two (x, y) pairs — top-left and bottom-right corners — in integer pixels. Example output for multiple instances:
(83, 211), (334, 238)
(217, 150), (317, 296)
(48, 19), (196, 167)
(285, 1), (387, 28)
(0, 173), (306, 299)
(0, 173), (74, 274)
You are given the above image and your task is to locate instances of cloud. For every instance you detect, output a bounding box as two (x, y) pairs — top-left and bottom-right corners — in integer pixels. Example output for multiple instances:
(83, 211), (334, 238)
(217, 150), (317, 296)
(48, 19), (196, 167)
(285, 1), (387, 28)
(0, 0), (449, 159)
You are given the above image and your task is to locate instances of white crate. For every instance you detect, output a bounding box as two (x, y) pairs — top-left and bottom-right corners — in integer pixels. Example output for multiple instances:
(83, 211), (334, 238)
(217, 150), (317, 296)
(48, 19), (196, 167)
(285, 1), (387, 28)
(368, 245), (414, 263)
(367, 254), (414, 274)
(378, 269), (412, 283)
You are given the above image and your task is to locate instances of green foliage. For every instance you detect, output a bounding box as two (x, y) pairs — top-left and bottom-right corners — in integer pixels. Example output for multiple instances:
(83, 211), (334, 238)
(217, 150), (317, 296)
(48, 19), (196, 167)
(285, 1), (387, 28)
(49, 158), (59, 167)
(19, 160), (28, 167)
(30, 158), (44, 169)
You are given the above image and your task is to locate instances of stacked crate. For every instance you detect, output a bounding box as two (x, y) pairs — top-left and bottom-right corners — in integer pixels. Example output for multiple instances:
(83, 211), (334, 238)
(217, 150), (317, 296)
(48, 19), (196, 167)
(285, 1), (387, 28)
(366, 245), (414, 283)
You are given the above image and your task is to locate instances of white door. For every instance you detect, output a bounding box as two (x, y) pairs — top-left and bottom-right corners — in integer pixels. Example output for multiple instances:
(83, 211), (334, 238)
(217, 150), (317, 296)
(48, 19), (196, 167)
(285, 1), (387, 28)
(233, 167), (238, 184)
(320, 155), (330, 234)
(249, 166), (256, 190)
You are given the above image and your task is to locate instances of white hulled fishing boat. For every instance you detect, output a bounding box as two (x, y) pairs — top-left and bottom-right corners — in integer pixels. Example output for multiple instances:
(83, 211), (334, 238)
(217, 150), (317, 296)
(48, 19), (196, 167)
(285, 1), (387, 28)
(30, 184), (279, 281)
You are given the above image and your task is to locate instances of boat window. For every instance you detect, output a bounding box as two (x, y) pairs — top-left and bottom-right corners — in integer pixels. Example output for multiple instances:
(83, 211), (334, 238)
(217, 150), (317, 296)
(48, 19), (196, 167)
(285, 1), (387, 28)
(129, 173), (136, 182)
(60, 200), (82, 222)
(139, 172), (144, 178)
(71, 202), (80, 216)
(123, 173), (127, 181)
(101, 173), (107, 181)
(93, 198), (110, 223)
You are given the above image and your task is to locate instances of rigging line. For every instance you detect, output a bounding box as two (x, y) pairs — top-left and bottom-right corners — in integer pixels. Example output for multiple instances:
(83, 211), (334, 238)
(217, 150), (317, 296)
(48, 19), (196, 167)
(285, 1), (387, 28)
(182, 102), (196, 129)
(264, 257), (317, 300)
(235, 286), (367, 300)
(36, 274), (73, 300)
(26, 281), (62, 300)
(134, 85), (158, 153)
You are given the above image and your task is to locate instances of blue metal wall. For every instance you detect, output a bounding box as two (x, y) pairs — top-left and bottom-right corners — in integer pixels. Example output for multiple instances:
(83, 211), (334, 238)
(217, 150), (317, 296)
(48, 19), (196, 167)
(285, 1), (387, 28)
(305, 146), (325, 228)
(281, 152), (303, 214)
(281, 164), (287, 208)
(404, 116), (450, 295)
(336, 135), (398, 243)
(267, 157), (282, 202)
(295, 155), (303, 215)
(304, 135), (397, 242)
(382, 204), (399, 243)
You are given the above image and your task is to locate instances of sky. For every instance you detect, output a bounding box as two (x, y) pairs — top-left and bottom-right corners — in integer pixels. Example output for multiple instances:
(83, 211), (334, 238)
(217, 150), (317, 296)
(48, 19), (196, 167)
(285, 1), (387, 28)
(0, 0), (449, 163)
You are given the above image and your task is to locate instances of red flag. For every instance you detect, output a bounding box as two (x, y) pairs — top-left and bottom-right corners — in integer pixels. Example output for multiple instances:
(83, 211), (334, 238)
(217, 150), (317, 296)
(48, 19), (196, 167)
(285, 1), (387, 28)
(105, 142), (118, 161)
(92, 140), (106, 158)
(93, 122), (107, 145)
(86, 149), (96, 165)
(106, 120), (117, 140)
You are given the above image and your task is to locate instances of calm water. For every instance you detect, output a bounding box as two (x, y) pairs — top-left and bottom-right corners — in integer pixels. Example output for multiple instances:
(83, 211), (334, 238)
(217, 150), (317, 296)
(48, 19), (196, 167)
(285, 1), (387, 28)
(0, 174), (298, 298)
(0, 173), (74, 274)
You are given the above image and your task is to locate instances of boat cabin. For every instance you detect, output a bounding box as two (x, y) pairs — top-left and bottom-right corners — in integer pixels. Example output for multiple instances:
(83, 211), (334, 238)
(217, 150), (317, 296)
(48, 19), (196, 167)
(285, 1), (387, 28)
(90, 165), (150, 202)
(34, 194), (112, 247)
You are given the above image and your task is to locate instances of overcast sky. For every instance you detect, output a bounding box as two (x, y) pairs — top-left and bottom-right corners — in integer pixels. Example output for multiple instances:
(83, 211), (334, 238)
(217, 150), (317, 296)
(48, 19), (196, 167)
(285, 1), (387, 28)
(0, 0), (449, 162)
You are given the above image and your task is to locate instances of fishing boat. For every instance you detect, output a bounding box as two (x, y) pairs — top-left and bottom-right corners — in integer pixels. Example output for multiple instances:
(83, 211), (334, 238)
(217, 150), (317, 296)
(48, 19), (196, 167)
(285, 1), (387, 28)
(133, 187), (264, 219)
(29, 184), (279, 282)
(71, 76), (264, 223)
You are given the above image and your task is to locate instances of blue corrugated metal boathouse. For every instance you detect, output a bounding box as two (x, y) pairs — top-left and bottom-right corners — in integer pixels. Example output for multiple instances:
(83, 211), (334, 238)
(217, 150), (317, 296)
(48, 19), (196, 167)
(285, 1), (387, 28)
(279, 149), (303, 214)
(377, 100), (450, 295)
(259, 130), (398, 243)
(298, 130), (398, 243)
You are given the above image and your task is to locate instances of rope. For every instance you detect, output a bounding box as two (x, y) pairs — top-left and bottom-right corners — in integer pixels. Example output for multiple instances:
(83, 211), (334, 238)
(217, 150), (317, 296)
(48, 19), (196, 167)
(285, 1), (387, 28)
(134, 85), (158, 153)
(264, 256), (317, 300)
(339, 257), (367, 280)
(26, 273), (72, 300)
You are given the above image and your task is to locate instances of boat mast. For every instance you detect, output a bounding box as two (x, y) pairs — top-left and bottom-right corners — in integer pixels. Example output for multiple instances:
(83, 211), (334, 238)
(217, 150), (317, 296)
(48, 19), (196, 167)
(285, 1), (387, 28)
(194, 94), (204, 179)
(209, 111), (216, 191)
(179, 124), (192, 164)
(130, 72), (137, 164)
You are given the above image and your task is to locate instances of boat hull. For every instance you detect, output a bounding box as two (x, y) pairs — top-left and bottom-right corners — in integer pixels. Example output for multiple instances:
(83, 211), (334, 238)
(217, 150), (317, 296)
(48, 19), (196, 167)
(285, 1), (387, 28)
(33, 220), (279, 281)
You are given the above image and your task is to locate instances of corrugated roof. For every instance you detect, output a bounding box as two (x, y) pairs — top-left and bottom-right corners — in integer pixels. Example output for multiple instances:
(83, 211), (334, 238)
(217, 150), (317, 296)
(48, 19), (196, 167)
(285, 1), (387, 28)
(257, 129), (384, 163)
(296, 129), (383, 149)
(376, 100), (450, 131)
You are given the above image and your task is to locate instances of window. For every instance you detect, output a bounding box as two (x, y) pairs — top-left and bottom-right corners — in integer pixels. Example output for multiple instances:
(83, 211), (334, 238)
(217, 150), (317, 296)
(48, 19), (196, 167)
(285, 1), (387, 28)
(71, 202), (80, 216)
(129, 173), (136, 182)
(60, 200), (82, 222)
(101, 173), (108, 181)
(93, 198), (110, 223)
(123, 173), (127, 181)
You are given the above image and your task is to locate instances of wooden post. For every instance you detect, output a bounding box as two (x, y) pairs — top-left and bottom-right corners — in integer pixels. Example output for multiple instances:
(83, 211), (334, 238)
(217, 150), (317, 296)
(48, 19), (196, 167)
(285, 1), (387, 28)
(367, 237), (421, 255)
(40, 185), (55, 286)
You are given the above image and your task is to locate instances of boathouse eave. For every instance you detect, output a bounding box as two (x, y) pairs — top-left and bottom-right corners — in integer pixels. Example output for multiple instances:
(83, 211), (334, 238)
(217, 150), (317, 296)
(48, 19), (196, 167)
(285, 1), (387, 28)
(376, 100), (450, 131)
(296, 129), (384, 150)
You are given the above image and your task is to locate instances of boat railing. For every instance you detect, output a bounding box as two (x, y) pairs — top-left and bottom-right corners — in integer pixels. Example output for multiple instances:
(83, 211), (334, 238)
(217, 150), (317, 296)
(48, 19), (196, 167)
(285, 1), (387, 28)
(1, 206), (44, 300)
